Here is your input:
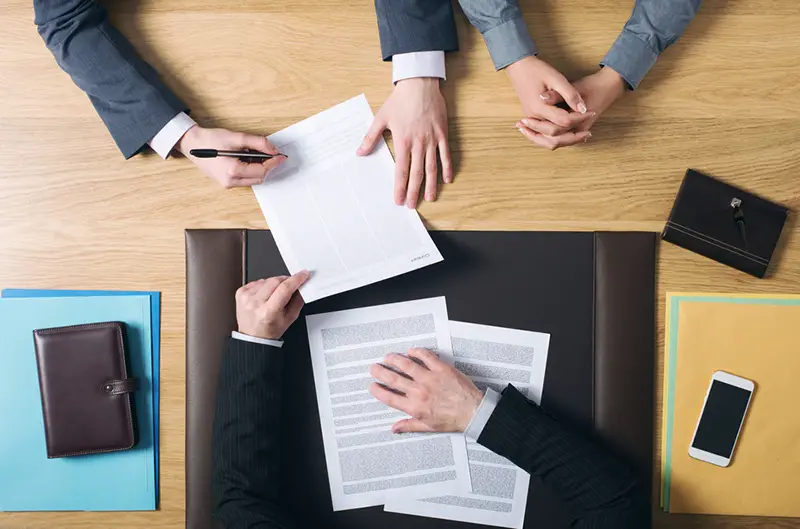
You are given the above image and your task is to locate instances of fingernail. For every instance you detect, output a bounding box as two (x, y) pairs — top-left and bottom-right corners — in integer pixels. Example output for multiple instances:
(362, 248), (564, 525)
(521, 118), (533, 128)
(578, 102), (588, 114)
(300, 269), (310, 276)
(539, 92), (551, 101)
(515, 122), (522, 129)
(584, 132), (592, 143)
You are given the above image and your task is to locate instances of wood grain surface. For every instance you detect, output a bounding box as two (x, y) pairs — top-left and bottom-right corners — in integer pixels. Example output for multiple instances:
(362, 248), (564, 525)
(1, 1), (798, 527)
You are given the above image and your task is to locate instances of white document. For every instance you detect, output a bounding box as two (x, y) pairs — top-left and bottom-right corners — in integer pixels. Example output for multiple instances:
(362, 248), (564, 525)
(252, 95), (443, 302)
(305, 297), (470, 511)
(385, 321), (551, 529)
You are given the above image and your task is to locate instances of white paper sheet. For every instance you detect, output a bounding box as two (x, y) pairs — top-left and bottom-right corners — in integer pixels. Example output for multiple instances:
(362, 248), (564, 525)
(252, 95), (443, 302)
(385, 321), (551, 529)
(305, 297), (470, 511)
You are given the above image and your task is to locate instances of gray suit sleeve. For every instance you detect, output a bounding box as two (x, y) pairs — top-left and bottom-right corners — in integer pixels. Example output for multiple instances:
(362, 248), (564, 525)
(601, 0), (702, 89)
(456, 0), (537, 70)
(374, 0), (459, 60)
(34, 0), (189, 159)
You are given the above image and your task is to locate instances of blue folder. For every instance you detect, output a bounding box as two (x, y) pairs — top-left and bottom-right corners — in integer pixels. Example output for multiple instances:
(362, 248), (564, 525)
(0, 296), (155, 511)
(2, 288), (161, 495)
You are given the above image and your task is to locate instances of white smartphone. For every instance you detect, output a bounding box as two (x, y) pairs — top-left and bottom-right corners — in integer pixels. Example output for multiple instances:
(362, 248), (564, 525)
(688, 371), (755, 467)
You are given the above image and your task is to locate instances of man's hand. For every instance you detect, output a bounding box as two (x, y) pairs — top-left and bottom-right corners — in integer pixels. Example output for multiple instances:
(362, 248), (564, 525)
(235, 270), (309, 340)
(530, 66), (627, 139)
(368, 348), (484, 433)
(177, 125), (286, 188)
(506, 56), (596, 150)
(357, 78), (452, 209)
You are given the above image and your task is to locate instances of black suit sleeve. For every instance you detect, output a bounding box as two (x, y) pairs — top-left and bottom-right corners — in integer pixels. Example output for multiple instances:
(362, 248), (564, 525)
(34, 0), (188, 159)
(478, 385), (650, 529)
(373, 0), (459, 60)
(211, 338), (296, 529)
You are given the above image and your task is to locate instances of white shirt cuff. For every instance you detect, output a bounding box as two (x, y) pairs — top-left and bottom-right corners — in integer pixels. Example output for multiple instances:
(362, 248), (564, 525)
(392, 51), (446, 84)
(147, 112), (197, 159)
(231, 331), (283, 348)
(464, 387), (501, 441)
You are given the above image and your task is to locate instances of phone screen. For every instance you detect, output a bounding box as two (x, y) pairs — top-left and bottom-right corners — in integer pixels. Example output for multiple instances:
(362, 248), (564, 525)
(692, 380), (752, 457)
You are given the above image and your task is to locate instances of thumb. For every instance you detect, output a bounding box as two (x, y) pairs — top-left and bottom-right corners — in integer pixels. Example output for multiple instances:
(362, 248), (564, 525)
(539, 89), (564, 106)
(357, 116), (387, 156)
(238, 133), (282, 156)
(392, 418), (436, 434)
(549, 78), (587, 114)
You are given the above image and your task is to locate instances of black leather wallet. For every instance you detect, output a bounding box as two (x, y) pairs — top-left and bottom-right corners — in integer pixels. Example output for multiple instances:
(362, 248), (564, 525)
(662, 169), (789, 278)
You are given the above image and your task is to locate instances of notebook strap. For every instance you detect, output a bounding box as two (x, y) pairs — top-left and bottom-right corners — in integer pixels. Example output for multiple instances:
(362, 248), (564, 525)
(102, 378), (139, 396)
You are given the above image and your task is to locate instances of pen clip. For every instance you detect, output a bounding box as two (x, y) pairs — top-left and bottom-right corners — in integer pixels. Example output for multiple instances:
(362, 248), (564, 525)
(731, 197), (747, 248)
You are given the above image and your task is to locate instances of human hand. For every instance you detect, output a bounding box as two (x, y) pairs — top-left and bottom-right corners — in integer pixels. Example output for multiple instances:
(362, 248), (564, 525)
(531, 66), (627, 138)
(506, 56), (595, 150)
(357, 78), (452, 208)
(234, 270), (309, 340)
(177, 125), (286, 188)
(368, 348), (484, 433)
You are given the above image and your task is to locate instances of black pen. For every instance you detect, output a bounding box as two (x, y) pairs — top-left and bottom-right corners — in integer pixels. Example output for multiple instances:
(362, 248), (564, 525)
(189, 149), (287, 162)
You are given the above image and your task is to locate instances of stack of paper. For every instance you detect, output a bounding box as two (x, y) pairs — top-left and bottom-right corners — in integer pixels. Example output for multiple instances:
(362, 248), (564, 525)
(306, 297), (550, 528)
(0, 290), (160, 511)
(661, 292), (800, 517)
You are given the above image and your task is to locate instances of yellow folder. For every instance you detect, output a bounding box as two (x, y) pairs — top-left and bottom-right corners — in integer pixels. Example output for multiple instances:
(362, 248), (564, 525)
(662, 293), (800, 517)
(661, 293), (800, 517)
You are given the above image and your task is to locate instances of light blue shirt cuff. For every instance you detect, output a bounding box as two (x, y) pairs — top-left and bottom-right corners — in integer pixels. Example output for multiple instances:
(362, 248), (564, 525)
(231, 331), (283, 348)
(464, 387), (501, 441)
(601, 29), (659, 90)
(482, 17), (538, 71)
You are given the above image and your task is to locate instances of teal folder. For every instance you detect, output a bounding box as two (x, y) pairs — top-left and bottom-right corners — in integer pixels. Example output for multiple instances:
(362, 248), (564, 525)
(0, 296), (155, 511)
(2, 288), (161, 496)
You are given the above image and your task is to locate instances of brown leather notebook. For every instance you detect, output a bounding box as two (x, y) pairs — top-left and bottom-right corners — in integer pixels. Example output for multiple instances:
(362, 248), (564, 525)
(33, 322), (139, 458)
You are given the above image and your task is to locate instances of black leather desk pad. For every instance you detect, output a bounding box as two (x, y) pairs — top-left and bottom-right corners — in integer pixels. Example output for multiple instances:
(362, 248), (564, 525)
(186, 229), (656, 529)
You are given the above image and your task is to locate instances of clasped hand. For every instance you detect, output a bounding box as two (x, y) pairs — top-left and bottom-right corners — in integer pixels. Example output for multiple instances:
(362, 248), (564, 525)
(509, 57), (626, 150)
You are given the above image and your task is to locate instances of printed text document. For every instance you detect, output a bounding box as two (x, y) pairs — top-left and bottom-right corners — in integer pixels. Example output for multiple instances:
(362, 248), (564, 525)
(385, 321), (550, 528)
(305, 298), (470, 510)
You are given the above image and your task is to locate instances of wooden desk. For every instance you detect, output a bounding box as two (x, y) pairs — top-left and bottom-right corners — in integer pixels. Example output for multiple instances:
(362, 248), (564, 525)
(1, 1), (798, 527)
